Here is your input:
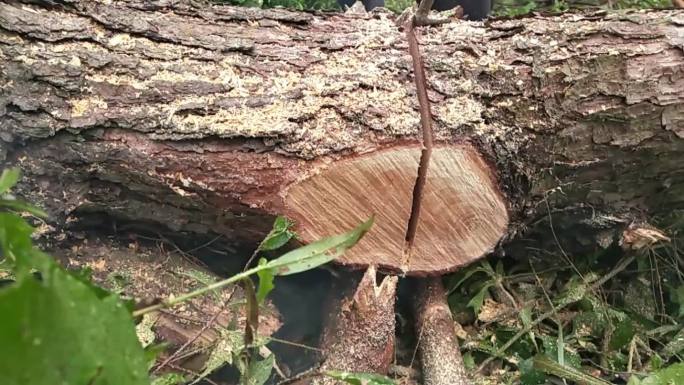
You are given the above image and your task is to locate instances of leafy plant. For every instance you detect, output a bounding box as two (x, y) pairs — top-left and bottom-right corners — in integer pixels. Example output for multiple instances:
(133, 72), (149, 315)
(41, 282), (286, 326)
(628, 362), (684, 385)
(443, 216), (683, 384)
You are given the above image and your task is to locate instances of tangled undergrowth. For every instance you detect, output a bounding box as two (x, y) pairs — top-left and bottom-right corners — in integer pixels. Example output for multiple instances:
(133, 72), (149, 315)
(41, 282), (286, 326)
(446, 226), (683, 385)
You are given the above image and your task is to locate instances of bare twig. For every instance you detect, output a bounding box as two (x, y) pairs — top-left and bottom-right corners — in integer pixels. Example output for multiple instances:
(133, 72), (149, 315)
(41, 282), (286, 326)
(275, 364), (322, 385)
(165, 363), (220, 385)
(403, 17), (434, 261)
(154, 286), (239, 373)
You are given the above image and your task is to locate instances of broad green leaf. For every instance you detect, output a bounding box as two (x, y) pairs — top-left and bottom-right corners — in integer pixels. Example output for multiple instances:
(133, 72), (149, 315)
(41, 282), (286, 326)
(324, 370), (396, 385)
(241, 354), (274, 385)
(540, 335), (581, 368)
(144, 343), (169, 370)
(462, 352), (475, 370)
(533, 355), (610, 385)
(0, 199), (48, 218)
(647, 353), (664, 371)
(446, 264), (490, 295)
(258, 216), (295, 251)
(555, 276), (589, 307)
(266, 217), (373, 276)
(0, 168), (20, 195)
(641, 362), (684, 385)
(152, 373), (186, 385)
(256, 258), (275, 304)
(193, 329), (242, 384)
(467, 282), (492, 315)
(672, 286), (684, 318)
(0, 254), (149, 385)
(519, 357), (546, 385)
(0, 212), (35, 268)
(609, 318), (635, 351)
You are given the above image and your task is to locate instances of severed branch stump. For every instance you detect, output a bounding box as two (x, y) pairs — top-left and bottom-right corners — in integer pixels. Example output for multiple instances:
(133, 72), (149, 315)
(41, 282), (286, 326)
(414, 278), (468, 385)
(315, 266), (398, 384)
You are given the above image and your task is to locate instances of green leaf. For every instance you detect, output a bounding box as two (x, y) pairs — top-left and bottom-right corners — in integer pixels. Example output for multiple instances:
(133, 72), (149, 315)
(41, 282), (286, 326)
(0, 199), (48, 218)
(445, 264), (490, 295)
(144, 343), (169, 370)
(467, 283), (492, 315)
(241, 354), (274, 385)
(609, 318), (635, 351)
(0, 212), (35, 267)
(256, 258), (275, 304)
(0, 168), (20, 195)
(194, 329), (240, 384)
(533, 355), (611, 385)
(462, 352), (475, 370)
(556, 275), (590, 307)
(640, 362), (684, 385)
(519, 357), (546, 385)
(0, 254), (150, 385)
(266, 217), (373, 276)
(323, 370), (396, 385)
(258, 216), (295, 251)
(152, 373), (186, 385)
(672, 286), (684, 318)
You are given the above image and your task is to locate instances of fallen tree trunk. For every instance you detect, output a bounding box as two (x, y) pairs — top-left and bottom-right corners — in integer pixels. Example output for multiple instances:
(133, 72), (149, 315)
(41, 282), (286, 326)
(1, 1), (682, 252)
(1, 1), (682, 265)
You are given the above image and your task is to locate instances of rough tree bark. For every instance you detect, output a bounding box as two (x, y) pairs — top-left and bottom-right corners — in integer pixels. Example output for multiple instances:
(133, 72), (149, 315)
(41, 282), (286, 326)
(1, 1), (682, 249)
(1, 0), (684, 382)
(414, 278), (468, 385)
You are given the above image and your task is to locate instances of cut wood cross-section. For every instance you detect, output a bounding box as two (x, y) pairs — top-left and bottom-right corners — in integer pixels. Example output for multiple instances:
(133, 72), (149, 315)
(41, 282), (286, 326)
(284, 144), (509, 275)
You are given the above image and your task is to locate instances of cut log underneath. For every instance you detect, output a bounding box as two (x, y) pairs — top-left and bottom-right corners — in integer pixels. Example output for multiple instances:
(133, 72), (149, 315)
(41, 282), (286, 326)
(414, 278), (468, 385)
(285, 144), (509, 275)
(314, 266), (398, 384)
